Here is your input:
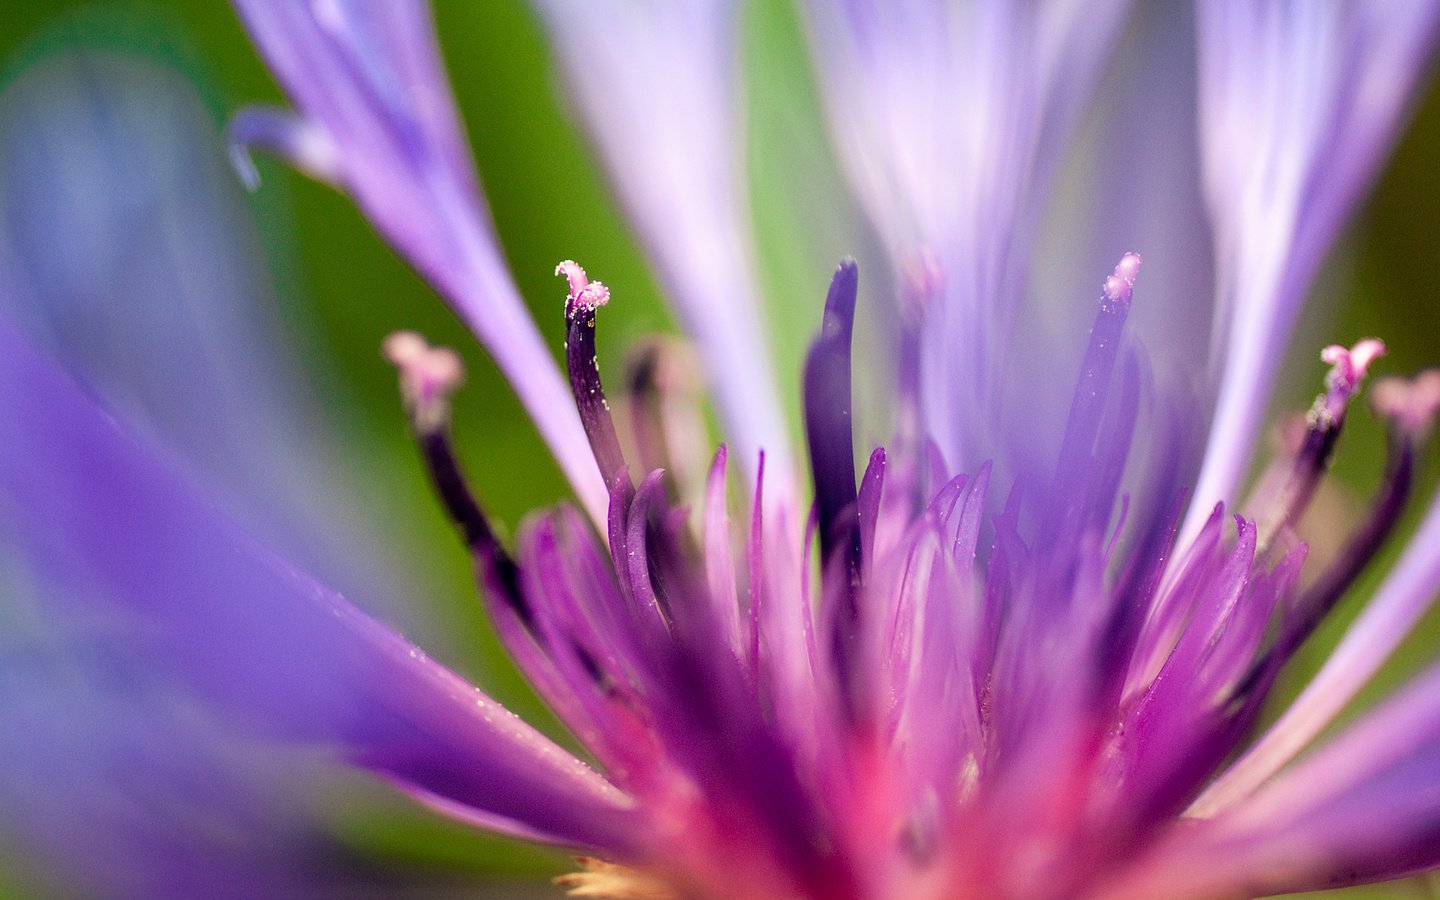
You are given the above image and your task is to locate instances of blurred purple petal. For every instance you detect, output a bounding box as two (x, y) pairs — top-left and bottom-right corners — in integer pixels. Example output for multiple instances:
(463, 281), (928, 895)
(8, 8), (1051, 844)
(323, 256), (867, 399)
(0, 50), (408, 614)
(1187, 0), (1440, 533)
(530, 0), (795, 498)
(801, 0), (1131, 470)
(1197, 476), (1440, 814)
(0, 316), (643, 853)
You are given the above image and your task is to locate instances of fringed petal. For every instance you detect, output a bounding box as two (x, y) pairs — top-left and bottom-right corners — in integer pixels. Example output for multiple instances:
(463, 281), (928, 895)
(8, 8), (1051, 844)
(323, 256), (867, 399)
(1116, 661), (1440, 899)
(1196, 478), (1440, 815)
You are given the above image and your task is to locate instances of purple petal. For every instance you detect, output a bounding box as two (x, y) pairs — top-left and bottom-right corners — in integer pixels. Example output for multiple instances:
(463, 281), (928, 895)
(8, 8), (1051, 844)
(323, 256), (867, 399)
(529, 0), (795, 498)
(0, 317), (642, 853)
(230, 0), (608, 522)
(0, 599), (340, 899)
(1124, 660), (1440, 898)
(1196, 478), (1440, 815)
(1185, 0), (1440, 535)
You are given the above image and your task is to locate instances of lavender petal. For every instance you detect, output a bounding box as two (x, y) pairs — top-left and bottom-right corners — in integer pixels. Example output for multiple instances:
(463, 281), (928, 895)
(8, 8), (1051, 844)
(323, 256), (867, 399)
(1195, 477), (1440, 815)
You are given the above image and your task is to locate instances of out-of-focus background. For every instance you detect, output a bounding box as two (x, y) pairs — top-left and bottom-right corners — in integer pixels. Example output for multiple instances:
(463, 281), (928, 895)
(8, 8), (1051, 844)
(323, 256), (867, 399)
(0, 2), (1435, 898)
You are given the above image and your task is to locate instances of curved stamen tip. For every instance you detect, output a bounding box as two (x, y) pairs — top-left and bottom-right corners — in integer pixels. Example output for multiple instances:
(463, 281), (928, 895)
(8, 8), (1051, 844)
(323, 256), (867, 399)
(1370, 369), (1440, 437)
(1103, 252), (1142, 304)
(384, 330), (465, 433)
(1321, 337), (1386, 396)
(1311, 338), (1386, 428)
(556, 259), (610, 316)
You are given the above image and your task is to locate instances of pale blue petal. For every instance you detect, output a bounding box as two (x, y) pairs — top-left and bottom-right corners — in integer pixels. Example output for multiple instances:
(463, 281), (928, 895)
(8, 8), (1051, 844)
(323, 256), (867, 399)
(1018, 5), (1213, 488)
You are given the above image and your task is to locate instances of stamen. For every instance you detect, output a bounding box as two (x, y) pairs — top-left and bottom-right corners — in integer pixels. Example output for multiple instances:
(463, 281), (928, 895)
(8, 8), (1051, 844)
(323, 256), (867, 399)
(558, 261), (627, 487)
(553, 856), (679, 899)
(624, 338), (707, 501)
(1232, 369), (1439, 705)
(804, 258), (862, 569)
(385, 331), (528, 623)
(898, 244), (942, 324)
(895, 247), (938, 512)
(557, 259), (612, 316)
(1051, 253), (1141, 526)
(1105, 249), (1140, 290)
(1255, 338), (1386, 554)
(1313, 338), (1386, 428)
(804, 259), (864, 724)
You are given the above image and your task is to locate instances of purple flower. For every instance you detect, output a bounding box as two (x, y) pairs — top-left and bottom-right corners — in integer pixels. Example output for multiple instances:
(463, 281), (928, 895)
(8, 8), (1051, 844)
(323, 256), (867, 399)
(6, 2), (1440, 898)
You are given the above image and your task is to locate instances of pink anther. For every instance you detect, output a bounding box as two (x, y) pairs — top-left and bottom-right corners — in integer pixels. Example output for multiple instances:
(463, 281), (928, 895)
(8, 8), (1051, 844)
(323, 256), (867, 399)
(1103, 253), (1142, 304)
(1321, 338), (1386, 396)
(556, 259), (611, 314)
(384, 330), (465, 433)
(1371, 369), (1440, 437)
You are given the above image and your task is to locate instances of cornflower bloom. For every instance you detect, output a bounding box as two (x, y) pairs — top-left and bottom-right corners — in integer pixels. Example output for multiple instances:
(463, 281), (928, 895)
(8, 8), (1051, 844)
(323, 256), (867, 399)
(5, 2), (1440, 899)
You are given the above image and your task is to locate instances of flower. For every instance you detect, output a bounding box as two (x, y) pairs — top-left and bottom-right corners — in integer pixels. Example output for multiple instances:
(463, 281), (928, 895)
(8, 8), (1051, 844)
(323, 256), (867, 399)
(4, 1), (1440, 899)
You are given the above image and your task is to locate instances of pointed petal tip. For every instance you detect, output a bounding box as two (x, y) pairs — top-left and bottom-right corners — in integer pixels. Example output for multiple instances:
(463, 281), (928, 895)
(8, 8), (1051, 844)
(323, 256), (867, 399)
(224, 106), (342, 190)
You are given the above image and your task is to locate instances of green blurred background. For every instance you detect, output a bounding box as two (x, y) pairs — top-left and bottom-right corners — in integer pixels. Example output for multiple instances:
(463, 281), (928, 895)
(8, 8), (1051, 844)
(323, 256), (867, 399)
(0, 1), (1437, 897)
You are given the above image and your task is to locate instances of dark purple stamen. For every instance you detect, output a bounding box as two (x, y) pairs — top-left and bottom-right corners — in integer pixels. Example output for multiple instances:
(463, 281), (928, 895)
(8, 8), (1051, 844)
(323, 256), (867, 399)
(804, 258), (862, 570)
(384, 332), (532, 628)
(558, 260), (628, 488)
(1253, 339), (1386, 557)
(805, 261), (866, 720)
